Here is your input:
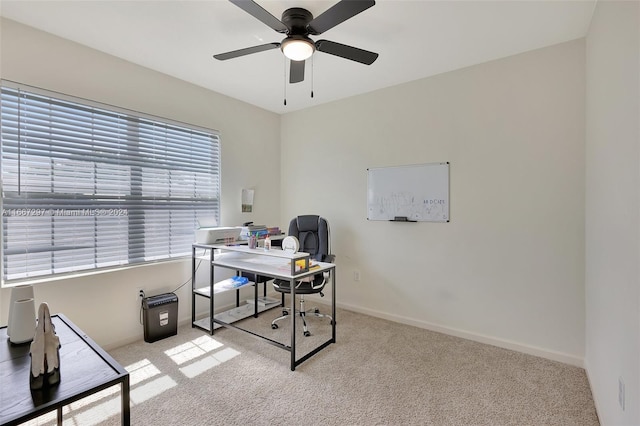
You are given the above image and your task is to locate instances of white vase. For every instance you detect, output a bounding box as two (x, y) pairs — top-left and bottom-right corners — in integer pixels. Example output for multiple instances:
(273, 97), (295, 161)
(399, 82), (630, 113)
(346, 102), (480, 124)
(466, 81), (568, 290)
(9, 298), (36, 344)
(7, 285), (34, 337)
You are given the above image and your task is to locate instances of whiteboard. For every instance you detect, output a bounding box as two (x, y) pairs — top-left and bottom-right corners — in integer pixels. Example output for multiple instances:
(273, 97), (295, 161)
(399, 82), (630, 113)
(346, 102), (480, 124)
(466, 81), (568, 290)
(367, 162), (449, 222)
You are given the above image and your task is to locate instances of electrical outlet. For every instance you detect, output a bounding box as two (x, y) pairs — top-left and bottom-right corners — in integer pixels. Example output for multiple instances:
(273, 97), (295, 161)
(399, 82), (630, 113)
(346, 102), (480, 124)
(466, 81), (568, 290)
(136, 287), (145, 302)
(619, 376), (625, 411)
(353, 270), (361, 282)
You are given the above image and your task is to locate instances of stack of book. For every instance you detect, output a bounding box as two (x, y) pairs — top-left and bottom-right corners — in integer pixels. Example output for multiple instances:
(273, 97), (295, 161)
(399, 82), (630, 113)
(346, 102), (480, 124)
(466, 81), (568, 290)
(266, 226), (281, 236)
(240, 224), (266, 240)
(239, 225), (283, 240)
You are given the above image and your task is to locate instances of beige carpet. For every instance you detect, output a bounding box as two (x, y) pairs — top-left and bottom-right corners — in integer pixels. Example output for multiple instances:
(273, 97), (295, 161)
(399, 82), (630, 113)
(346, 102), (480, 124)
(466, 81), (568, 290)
(25, 307), (599, 426)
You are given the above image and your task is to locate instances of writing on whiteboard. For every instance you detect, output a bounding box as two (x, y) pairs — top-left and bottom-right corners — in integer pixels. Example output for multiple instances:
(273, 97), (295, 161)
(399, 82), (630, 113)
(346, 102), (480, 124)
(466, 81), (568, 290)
(367, 162), (450, 222)
(369, 193), (448, 221)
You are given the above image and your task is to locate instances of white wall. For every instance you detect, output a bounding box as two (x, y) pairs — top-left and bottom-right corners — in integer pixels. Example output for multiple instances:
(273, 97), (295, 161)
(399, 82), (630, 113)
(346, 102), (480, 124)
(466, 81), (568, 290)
(585, 1), (640, 424)
(0, 18), (282, 349)
(0, 19), (589, 368)
(281, 39), (586, 365)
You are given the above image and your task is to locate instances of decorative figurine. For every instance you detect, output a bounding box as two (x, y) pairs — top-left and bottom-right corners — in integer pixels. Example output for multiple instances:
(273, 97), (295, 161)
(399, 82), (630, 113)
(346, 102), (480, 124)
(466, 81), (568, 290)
(29, 302), (61, 390)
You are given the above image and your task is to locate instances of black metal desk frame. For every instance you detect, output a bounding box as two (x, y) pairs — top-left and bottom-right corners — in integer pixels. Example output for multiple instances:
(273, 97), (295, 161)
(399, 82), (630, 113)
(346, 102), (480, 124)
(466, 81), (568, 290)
(191, 243), (336, 371)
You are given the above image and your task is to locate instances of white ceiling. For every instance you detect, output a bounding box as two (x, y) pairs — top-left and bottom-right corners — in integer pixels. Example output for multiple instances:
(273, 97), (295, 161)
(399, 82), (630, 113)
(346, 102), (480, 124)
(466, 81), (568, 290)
(0, 0), (596, 114)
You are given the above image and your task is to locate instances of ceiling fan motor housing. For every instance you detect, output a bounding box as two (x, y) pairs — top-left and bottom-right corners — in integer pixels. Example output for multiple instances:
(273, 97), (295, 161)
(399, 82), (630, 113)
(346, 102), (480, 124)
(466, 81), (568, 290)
(280, 8), (316, 60)
(281, 8), (313, 35)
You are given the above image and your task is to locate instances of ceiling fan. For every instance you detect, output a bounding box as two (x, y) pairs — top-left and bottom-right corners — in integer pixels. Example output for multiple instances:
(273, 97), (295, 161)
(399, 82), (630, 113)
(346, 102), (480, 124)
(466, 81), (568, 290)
(213, 0), (379, 84)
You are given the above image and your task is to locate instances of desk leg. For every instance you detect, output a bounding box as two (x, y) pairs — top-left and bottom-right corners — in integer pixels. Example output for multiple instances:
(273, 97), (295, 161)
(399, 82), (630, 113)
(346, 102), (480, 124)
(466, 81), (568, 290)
(191, 246), (196, 328)
(253, 279), (258, 318)
(122, 375), (131, 425)
(290, 278), (296, 371)
(210, 249), (215, 335)
(332, 269), (336, 342)
(57, 407), (62, 425)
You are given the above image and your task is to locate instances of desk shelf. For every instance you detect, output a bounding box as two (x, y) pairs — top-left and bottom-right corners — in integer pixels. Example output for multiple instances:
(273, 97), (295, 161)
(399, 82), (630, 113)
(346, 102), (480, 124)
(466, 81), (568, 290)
(193, 301), (279, 332)
(193, 278), (255, 298)
(193, 243), (313, 276)
(191, 245), (281, 335)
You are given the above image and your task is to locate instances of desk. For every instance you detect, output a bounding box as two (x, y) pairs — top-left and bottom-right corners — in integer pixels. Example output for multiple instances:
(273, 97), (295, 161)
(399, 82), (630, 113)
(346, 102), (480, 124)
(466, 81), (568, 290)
(0, 314), (130, 426)
(191, 244), (336, 370)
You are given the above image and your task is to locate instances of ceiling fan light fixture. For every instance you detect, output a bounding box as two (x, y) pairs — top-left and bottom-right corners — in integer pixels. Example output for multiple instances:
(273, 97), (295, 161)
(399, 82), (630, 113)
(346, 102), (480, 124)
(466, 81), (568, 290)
(281, 37), (315, 61)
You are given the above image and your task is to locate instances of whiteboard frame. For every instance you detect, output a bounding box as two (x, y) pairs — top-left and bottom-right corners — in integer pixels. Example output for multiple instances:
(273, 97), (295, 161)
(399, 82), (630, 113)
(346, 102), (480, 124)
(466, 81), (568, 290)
(367, 162), (450, 222)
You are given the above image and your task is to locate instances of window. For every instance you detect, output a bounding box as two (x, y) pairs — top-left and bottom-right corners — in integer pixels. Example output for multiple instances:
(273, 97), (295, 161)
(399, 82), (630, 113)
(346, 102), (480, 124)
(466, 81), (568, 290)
(1, 81), (220, 283)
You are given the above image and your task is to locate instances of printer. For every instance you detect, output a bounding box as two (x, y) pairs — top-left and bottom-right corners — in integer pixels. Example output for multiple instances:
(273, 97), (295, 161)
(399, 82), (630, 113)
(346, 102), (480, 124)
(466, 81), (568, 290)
(195, 226), (242, 244)
(195, 218), (242, 244)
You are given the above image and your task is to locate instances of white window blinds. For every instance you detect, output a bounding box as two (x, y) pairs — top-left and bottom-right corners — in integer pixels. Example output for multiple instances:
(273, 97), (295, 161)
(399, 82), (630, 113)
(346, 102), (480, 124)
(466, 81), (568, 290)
(1, 82), (220, 283)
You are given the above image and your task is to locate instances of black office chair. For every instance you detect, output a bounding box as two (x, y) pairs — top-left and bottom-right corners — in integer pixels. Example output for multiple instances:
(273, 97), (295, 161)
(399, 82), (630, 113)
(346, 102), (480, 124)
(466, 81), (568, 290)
(271, 215), (334, 336)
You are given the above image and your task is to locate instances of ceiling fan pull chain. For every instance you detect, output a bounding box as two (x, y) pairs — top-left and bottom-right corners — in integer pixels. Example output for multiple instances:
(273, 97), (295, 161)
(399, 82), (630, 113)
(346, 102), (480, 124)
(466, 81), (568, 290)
(284, 57), (287, 106)
(311, 56), (314, 99)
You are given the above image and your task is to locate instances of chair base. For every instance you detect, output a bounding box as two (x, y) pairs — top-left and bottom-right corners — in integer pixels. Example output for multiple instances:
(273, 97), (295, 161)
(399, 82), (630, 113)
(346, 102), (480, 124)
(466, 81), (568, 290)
(271, 296), (333, 337)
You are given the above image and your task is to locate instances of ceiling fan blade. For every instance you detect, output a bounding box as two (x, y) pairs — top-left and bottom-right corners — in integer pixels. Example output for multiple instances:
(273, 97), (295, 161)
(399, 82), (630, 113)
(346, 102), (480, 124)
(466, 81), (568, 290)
(307, 0), (375, 35)
(315, 40), (378, 65)
(214, 43), (280, 60)
(229, 0), (288, 33)
(290, 60), (305, 84)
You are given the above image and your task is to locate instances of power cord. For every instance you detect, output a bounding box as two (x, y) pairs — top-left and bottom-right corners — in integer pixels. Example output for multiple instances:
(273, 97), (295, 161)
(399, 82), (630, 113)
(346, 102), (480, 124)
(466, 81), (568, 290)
(138, 250), (205, 325)
(139, 295), (144, 325)
(170, 256), (203, 294)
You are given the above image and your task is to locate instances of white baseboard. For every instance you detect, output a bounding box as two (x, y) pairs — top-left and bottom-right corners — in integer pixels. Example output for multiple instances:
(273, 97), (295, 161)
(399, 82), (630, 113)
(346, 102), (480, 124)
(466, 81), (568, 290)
(157, 294), (584, 368)
(337, 301), (585, 368)
(583, 359), (603, 423)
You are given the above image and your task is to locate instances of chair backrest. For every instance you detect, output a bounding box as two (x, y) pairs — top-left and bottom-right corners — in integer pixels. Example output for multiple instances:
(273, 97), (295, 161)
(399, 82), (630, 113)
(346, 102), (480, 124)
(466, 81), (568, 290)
(288, 215), (331, 262)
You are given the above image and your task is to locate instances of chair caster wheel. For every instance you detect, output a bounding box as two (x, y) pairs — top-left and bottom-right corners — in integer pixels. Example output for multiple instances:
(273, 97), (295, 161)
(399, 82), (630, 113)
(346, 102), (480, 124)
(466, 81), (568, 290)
(271, 324), (278, 329)
(314, 308), (320, 314)
(282, 311), (289, 316)
(304, 331), (311, 337)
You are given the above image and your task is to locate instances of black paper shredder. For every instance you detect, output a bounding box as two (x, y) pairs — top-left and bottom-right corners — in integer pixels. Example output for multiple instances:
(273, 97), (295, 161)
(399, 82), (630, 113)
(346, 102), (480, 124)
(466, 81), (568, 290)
(142, 293), (178, 343)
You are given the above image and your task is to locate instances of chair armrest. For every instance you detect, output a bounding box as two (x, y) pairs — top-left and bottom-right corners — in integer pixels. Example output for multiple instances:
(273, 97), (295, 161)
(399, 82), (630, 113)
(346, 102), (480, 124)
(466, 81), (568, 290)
(322, 254), (335, 263)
